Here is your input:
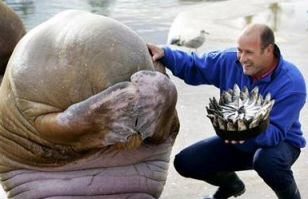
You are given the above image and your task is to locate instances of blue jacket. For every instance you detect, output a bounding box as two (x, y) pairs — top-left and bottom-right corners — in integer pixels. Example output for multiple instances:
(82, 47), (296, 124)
(161, 46), (306, 152)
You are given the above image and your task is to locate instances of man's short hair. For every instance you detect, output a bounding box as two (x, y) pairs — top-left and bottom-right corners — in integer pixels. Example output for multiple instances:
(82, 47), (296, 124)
(260, 25), (275, 50)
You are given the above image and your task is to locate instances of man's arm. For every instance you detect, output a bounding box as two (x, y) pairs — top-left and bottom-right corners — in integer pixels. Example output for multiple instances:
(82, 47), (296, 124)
(148, 45), (233, 87)
(255, 92), (306, 147)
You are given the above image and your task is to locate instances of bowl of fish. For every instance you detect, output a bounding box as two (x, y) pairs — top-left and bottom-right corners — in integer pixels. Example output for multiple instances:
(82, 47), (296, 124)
(206, 84), (275, 141)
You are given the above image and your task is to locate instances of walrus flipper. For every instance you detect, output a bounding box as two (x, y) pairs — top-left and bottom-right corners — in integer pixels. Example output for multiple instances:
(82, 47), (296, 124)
(34, 71), (177, 150)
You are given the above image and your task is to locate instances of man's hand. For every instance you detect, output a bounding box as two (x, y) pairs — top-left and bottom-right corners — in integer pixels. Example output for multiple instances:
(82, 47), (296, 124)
(147, 43), (165, 61)
(225, 140), (245, 144)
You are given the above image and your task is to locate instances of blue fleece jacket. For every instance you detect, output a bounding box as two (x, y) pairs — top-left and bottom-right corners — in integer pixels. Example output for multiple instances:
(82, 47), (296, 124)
(161, 46), (306, 152)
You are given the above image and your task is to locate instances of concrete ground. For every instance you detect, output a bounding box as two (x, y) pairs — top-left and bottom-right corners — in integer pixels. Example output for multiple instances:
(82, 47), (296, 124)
(160, 0), (308, 198)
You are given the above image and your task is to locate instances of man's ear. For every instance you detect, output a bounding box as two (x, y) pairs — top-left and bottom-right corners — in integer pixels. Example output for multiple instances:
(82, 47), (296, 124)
(267, 44), (274, 54)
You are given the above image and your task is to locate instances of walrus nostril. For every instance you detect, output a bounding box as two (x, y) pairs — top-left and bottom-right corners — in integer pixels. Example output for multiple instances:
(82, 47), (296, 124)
(135, 116), (139, 127)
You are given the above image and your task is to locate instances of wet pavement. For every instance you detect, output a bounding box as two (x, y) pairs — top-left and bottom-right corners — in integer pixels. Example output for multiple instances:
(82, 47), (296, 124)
(160, 0), (308, 198)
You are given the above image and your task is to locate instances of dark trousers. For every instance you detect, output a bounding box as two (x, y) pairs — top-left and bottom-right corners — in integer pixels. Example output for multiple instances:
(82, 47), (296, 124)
(174, 136), (301, 191)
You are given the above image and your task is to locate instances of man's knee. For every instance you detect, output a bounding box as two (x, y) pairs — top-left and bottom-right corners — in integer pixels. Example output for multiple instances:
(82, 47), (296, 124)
(253, 148), (279, 176)
(174, 153), (191, 177)
(253, 147), (297, 190)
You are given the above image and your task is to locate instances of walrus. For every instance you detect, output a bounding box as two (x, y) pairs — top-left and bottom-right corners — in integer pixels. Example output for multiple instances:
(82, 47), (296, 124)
(0, 10), (179, 199)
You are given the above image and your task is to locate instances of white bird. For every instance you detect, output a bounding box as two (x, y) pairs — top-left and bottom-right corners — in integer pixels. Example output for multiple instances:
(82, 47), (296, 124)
(170, 30), (209, 50)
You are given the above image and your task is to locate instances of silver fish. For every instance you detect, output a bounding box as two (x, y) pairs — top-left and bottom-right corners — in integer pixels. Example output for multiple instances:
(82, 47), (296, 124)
(237, 119), (247, 131)
(217, 116), (226, 130)
(240, 86), (249, 100)
(220, 91), (232, 105)
(206, 83), (275, 132)
(227, 121), (237, 131)
(263, 93), (272, 105)
(232, 84), (241, 101)
(249, 115), (262, 128)
(256, 94), (263, 106)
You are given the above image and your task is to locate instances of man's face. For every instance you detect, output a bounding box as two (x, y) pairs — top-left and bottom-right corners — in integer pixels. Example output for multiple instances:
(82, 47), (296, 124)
(236, 34), (269, 78)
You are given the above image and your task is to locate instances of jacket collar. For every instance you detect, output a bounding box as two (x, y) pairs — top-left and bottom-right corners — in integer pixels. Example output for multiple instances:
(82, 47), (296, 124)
(257, 44), (282, 83)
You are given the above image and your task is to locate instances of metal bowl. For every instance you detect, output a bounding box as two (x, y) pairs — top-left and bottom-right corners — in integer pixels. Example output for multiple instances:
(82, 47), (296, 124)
(206, 84), (275, 141)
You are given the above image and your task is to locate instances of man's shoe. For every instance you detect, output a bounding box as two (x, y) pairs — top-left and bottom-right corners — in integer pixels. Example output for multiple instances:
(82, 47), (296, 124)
(203, 179), (245, 199)
(275, 181), (301, 199)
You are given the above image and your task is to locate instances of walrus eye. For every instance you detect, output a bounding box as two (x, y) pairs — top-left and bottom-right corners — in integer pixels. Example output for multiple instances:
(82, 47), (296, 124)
(206, 84), (275, 140)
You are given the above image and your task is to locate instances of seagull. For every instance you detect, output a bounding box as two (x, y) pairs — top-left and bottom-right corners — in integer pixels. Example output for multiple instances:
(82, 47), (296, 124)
(170, 30), (209, 50)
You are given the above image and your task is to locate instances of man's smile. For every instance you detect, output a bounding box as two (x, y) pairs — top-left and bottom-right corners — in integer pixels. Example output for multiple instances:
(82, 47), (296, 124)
(243, 63), (252, 70)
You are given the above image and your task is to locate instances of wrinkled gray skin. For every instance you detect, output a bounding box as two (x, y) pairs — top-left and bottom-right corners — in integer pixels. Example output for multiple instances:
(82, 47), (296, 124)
(0, 10), (179, 199)
(0, 0), (26, 79)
